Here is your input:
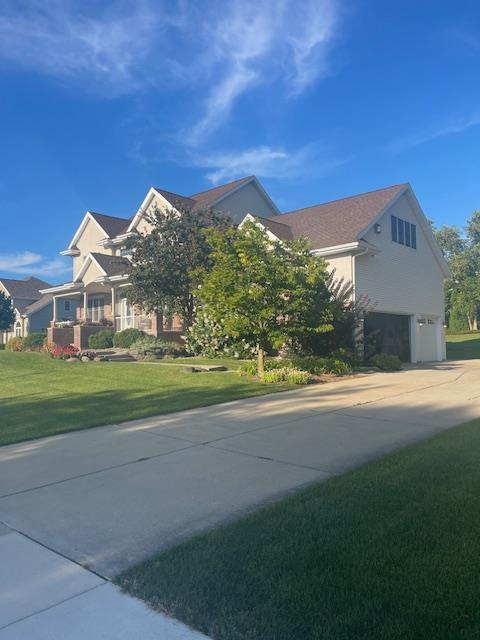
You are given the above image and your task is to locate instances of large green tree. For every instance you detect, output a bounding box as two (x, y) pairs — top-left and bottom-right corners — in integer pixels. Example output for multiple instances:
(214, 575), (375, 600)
(0, 291), (15, 331)
(434, 215), (480, 331)
(197, 220), (333, 378)
(127, 205), (231, 328)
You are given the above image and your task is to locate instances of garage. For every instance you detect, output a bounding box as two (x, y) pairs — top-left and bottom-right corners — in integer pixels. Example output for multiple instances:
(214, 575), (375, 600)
(364, 312), (411, 362)
(416, 318), (438, 362)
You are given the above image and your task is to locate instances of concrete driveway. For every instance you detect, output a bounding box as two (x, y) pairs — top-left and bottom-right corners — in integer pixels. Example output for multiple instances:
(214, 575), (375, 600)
(1, 360), (479, 580)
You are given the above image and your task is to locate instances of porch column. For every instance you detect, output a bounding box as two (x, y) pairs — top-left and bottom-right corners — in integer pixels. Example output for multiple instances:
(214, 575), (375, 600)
(83, 291), (88, 321)
(111, 287), (116, 327)
(52, 296), (58, 322)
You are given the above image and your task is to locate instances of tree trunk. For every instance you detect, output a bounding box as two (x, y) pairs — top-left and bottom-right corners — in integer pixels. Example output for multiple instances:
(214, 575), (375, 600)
(257, 346), (265, 380)
(467, 315), (474, 331)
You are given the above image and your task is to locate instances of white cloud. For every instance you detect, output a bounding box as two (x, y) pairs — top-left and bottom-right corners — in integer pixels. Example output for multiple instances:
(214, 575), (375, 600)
(388, 114), (480, 153)
(0, 251), (70, 279)
(0, 0), (166, 95)
(0, 1), (340, 134)
(188, 0), (340, 143)
(197, 144), (346, 184)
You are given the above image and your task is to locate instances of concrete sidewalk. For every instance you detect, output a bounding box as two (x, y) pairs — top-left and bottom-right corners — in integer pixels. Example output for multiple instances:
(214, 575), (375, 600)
(0, 523), (207, 639)
(1, 360), (479, 585)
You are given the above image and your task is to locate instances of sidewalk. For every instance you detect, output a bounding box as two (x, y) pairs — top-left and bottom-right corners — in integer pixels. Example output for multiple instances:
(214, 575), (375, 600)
(0, 523), (208, 639)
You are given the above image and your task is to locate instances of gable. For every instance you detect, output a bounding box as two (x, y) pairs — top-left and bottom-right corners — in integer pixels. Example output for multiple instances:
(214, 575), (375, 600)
(214, 181), (279, 223)
(76, 257), (105, 285)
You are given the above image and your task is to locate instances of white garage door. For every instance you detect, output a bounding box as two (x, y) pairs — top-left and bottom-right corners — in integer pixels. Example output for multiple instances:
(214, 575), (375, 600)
(417, 319), (437, 362)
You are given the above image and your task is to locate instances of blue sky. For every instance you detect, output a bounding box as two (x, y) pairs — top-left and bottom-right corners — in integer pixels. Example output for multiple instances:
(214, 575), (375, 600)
(0, 0), (479, 282)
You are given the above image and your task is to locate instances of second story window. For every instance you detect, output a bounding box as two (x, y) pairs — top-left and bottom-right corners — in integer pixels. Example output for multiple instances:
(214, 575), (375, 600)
(391, 215), (417, 249)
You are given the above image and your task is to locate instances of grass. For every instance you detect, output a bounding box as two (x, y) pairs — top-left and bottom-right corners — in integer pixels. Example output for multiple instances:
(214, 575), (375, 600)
(117, 418), (480, 640)
(0, 352), (291, 446)
(446, 332), (480, 360)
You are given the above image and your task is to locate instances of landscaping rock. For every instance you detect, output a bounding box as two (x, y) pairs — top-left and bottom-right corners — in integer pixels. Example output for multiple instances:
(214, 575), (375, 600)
(204, 365), (228, 372)
(81, 356), (91, 362)
(94, 356), (107, 362)
(65, 357), (80, 363)
(184, 366), (202, 373)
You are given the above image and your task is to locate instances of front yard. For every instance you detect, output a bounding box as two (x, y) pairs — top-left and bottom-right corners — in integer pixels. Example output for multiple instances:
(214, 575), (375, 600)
(118, 417), (480, 640)
(446, 332), (480, 359)
(0, 352), (291, 446)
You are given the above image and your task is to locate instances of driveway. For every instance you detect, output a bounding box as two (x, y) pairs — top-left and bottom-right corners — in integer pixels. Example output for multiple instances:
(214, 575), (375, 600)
(1, 360), (479, 581)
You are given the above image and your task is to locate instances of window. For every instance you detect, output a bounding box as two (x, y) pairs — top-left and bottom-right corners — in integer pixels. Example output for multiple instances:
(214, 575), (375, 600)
(405, 221), (411, 247)
(15, 321), (22, 337)
(87, 296), (104, 322)
(391, 215), (398, 242)
(398, 218), (405, 244)
(64, 300), (71, 312)
(390, 215), (417, 250)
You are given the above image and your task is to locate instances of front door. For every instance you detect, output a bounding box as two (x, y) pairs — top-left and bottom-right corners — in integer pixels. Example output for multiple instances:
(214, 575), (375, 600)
(88, 296), (104, 322)
(120, 297), (134, 330)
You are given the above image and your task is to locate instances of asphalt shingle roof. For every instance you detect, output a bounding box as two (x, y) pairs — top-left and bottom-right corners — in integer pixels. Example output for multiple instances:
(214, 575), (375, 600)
(267, 184), (407, 250)
(91, 253), (130, 277)
(89, 212), (131, 238)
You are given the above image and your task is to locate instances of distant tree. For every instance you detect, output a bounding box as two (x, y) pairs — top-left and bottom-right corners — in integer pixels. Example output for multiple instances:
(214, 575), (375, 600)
(0, 291), (15, 331)
(127, 205), (231, 328)
(196, 220), (334, 378)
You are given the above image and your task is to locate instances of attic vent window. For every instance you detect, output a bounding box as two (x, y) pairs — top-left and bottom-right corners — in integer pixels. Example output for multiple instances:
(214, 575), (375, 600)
(391, 215), (417, 249)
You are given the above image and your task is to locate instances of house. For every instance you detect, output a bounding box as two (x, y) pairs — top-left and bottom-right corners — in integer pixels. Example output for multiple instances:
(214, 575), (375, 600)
(0, 276), (65, 344)
(42, 177), (279, 350)
(253, 183), (450, 362)
(42, 177), (449, 362)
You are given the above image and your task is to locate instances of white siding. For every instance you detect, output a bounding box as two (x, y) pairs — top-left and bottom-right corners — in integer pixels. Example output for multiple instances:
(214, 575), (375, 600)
(215, 182), (277, 223)
(325, 254), (353, 286)
(355, 192), (445, 318)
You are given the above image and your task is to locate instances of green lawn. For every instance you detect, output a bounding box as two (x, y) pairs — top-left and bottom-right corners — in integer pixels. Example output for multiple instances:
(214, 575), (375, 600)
(446, 332), (480, 359)
(117, 418), (480, 640)
(0, 352), (290, 446)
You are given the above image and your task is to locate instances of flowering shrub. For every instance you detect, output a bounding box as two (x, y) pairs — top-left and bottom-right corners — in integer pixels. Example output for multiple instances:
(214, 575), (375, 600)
(49, 344), (79, 359)
(6, 337), (25, 352)
(264, 367), (311, 385)
(186, 310), (256, 359)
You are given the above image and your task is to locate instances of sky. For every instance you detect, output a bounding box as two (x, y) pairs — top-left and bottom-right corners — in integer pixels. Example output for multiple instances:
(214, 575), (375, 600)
(0, 0), (479, 282)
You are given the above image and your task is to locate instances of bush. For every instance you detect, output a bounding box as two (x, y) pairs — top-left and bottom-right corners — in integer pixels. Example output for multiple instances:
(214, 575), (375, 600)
(238, 359), (287, 377)
(130, 336), (186, 357)
(264, 367), (311, 385)
(185, 310), (257, 359)
(49, 344), (79, 359)
(288, 356), (352, 376)
(88, 330), (114, 349)
(113, 328), (145, 348)
(24, 332), (46, 351)
(369, 353), (402, 371)
(6, 337), (25, 352)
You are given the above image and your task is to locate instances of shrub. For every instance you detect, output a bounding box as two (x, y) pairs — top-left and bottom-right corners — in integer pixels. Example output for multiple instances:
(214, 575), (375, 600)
(369, 353), (402, 371)
(185, 310), (256, 359)
(6, 337), (25, 352)
(113, 328), (145, 348)
(0, 344), (4, 351)
(238, 359), (287, 377)
(264, 367), (311, 385)
(49, 344), (79, 359)
(24, 332), (46, 351)
(288, 356), (352, 376)
(130, 336), (186, 357)
(88, 330), (114, 349)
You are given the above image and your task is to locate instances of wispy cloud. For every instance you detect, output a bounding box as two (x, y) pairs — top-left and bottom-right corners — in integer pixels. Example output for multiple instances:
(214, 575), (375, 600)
(0, 251), (70, 278)
(188, 0), (340, 143)
(0, 0), (169, 95)
(387, 114), (480, 153)
(197, 144), (346, 184)
(0, 1), (341, 135)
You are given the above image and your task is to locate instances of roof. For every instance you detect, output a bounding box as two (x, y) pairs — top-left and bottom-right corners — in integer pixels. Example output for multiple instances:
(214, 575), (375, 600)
(0, 276), (51, 302)
(154, 189), (197, 211)
(90, 253), (130, 277)
(23, 294), (53, 316)
(188, 176), (253, 211)
(89, 212), (131, 238)
(260, 217), (294, 241)
(267, 184), (407, 250)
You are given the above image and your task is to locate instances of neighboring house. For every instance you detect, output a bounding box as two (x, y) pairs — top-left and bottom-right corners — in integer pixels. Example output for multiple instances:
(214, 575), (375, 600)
(42, 177), (449, 362)
(0, 276), (70, 344)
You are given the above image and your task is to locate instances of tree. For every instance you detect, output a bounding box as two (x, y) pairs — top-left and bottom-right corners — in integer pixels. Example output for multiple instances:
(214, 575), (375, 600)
(0, 291), (14, 331)
(197, 220), (334, 378)
(127, 205), (231, 328)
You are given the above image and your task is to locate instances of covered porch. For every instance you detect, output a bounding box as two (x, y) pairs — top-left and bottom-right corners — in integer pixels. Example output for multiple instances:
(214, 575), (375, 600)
(47, 284), (162, 349)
